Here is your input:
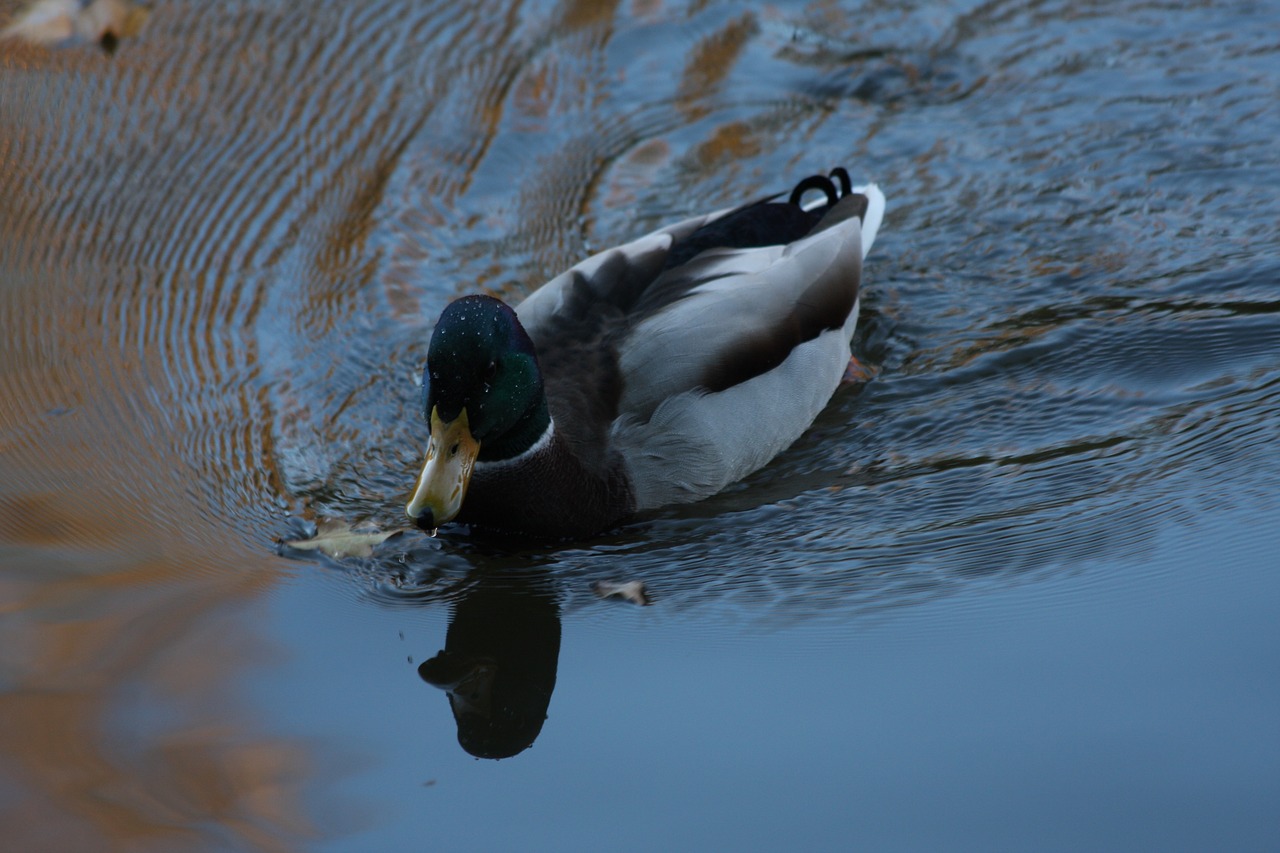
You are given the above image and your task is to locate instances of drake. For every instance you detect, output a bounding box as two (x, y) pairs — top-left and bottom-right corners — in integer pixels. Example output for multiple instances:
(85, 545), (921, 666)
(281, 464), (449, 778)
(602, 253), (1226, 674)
(407, 168), (885, 537)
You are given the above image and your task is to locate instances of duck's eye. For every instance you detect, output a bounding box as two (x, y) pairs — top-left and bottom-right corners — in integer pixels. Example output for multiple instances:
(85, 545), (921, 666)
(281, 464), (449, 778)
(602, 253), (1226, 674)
(484, 360), (498, 381)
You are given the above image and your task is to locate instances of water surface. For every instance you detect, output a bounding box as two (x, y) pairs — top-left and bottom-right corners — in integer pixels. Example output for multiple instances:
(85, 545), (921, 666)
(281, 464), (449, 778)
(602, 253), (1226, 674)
(1, 0), (1278, 849)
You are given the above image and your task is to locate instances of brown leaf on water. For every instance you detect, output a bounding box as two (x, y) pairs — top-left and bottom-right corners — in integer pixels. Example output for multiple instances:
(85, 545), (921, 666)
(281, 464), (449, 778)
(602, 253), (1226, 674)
(840, 354), (880, 387)
(280, 521), (406, 560)
(2, 0), (150, 52)
(592, 580), (652, 606)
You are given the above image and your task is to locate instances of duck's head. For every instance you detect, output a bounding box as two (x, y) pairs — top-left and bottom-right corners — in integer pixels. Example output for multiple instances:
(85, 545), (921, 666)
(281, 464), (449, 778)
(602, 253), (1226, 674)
(407, 295), (548, 529)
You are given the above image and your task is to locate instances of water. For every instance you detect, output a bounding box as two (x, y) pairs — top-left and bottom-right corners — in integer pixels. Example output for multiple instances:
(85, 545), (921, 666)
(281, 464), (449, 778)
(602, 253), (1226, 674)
(2, 0), (1278, 849)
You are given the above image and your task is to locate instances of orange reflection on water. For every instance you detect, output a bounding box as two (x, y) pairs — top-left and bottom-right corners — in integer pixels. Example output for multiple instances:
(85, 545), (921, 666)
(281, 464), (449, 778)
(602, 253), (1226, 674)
(0, 540), (315, 852)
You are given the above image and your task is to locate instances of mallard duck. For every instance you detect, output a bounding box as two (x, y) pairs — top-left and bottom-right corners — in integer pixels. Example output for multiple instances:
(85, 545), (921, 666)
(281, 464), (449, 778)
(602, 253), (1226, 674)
(407, 168), (885, 537)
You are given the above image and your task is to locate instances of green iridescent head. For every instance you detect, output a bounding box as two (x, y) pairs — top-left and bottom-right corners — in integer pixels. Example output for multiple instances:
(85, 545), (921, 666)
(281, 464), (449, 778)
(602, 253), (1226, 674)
(408, 295), (551, 528)
(421, 295), (548, 460)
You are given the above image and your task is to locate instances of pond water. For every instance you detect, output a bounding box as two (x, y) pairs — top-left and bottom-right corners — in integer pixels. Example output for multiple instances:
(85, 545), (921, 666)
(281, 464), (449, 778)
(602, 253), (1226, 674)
(2, 0), (1278, 849)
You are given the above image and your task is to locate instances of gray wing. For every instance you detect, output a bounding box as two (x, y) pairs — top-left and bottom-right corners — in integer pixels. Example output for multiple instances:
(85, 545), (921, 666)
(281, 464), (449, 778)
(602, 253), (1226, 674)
(616, 192), (869, 421)
(613, 185), (885, 509)
(513, 208), (730, 348)
(611, 300), (860, 509)
(511, 209), (729, 471)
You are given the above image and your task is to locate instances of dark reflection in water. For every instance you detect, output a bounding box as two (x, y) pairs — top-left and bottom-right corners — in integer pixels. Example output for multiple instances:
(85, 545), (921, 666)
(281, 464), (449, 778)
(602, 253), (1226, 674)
(418, 567), (561, 759)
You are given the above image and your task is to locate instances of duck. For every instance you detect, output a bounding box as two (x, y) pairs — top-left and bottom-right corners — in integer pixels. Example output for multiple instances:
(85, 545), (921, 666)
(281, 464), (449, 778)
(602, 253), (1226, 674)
(407, 168), (885, 538)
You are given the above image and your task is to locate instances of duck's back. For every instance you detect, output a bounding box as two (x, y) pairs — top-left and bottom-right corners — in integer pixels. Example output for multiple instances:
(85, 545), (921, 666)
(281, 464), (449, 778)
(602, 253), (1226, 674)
(515, 175), (886, 510)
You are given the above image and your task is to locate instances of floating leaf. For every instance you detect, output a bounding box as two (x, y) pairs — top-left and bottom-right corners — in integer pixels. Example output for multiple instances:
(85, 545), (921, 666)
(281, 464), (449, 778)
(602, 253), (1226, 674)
(592, 580), (652, 606)
(840, 354), (879, 387)
(2, 0), (150, 52)
(281, 521), (405, 560)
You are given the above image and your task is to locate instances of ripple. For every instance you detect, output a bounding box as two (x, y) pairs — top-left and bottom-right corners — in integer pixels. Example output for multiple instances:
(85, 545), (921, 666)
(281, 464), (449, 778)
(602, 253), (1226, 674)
(0, 2), (498, 558)
(3, 0), (1279, 622)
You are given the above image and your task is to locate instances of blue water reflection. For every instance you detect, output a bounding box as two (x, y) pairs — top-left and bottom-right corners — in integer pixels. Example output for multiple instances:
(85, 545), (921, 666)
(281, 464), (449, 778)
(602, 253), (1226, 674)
(256, 500), (1278, 851)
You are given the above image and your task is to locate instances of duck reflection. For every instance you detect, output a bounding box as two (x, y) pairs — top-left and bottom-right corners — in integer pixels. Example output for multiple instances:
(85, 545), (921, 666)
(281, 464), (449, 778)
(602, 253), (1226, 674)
(419, 568), (561, 759)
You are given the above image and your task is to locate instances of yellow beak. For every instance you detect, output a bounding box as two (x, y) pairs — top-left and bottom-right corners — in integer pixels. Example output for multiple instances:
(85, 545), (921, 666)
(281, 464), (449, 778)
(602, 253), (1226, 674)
(406, 407), (480, 526)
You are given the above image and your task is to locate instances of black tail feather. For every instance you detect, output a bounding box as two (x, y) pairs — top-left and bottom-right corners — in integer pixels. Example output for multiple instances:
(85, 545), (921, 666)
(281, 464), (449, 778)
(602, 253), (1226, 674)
(788, 174), (839, 209)
(663, 167), (861, 272)
(828, 167), (852, 197)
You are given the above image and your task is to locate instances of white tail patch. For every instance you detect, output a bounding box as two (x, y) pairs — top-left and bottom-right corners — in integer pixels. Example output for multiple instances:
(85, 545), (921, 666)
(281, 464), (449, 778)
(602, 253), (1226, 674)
(852, 183), (886, 260)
